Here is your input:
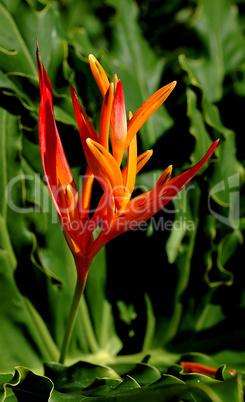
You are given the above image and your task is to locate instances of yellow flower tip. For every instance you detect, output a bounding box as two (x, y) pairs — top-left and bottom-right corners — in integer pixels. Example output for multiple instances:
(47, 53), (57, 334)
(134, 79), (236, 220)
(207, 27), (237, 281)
(66, 183), (76, 204)
(170, 80), (177, 89)
(136, 149), (153, 174)
(86, 138), (108, 163)
(155, 165), (173, 190)
(114, 74), (119, 91)
(128, 110), (133, 121)
(158, 81), (177, 102)
(88, 54), (100, 76)
(88, 54), (110, 97)
(86, 137), (93, 148)
(165, 164), (173, 176)
(88, 55), (101, 77)
(88, 54), (98, 70)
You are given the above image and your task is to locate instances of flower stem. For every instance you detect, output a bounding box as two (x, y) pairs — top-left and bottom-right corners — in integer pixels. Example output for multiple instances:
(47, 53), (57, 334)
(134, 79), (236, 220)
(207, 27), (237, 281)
(59, 272), (87, 364)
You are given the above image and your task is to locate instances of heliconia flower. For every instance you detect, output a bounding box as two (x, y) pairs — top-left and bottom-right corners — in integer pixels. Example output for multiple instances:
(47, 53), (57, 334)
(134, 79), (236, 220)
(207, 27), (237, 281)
(37, 46), (219, 288)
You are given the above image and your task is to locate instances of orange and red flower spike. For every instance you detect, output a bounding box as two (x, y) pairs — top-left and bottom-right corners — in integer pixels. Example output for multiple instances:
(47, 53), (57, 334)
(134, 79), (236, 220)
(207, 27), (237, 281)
(111, 80), (127, 165)
(37, 48), (219, 284)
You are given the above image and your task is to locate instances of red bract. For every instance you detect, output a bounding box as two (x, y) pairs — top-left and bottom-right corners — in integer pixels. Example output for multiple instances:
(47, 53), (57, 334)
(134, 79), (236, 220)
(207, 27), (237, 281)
(180, 362), (236, 376)
(37, 47), (219, 284)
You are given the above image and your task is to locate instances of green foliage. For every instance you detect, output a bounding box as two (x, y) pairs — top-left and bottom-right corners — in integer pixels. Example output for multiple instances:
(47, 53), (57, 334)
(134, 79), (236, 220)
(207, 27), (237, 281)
(0, 357), (243, 401)
(0, 0), (244, 399)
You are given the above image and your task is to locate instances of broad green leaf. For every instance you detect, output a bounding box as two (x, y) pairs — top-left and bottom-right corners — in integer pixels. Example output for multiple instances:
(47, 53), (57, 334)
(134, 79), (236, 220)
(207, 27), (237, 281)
(50, 389), (88, 401)
(0, 2), (36, 77)
(186, 87), (213, 165)
(209, 131), (244, 207)
(4, 367), (53, 402)
(0, 70), (35, 112)
(205, 230), (243, 287)
(179, 0), (245, 102)
(44, 361), (120, 393)
(0, 222), (58, 373)
(1, 358), (243, 401)
(53, 105), (78, 127)
(60, 0), (105, 42)
(110, 362), (161, 387)
(217, 230), (243, 269)
(165, 184), (200, 266)
(7, 0), (66, 83)
(0, 373), (14, 402)
(69, 28), (99, 60)
(81, 378), (122, 397)
(201, 100), (245, 213)
(0, 108), (59, 372)
(110, 375), (140, 393)
(84, 250), (122, 355)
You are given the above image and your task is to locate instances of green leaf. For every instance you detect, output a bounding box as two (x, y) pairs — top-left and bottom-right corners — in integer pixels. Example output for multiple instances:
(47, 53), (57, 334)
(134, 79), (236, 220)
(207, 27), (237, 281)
(205, 230), (243, 287)
(0, 2), (36, 77)
(110, 362), (161, 386)
(179, 0), (245, 102)
(44, 361), (120, 393)
(69, 28), (100, 60)
(0, 70), (35, 112)
(209, 131), (244, 207)
(7, 0), (66, 84)
(186, 87), (213, 165)
(110, 375), (140, 393)
(4, 367), (53, 402)
(0, 108), (60, 372)
(84, 250), (122, 355)
(0, 373), (14, 402)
